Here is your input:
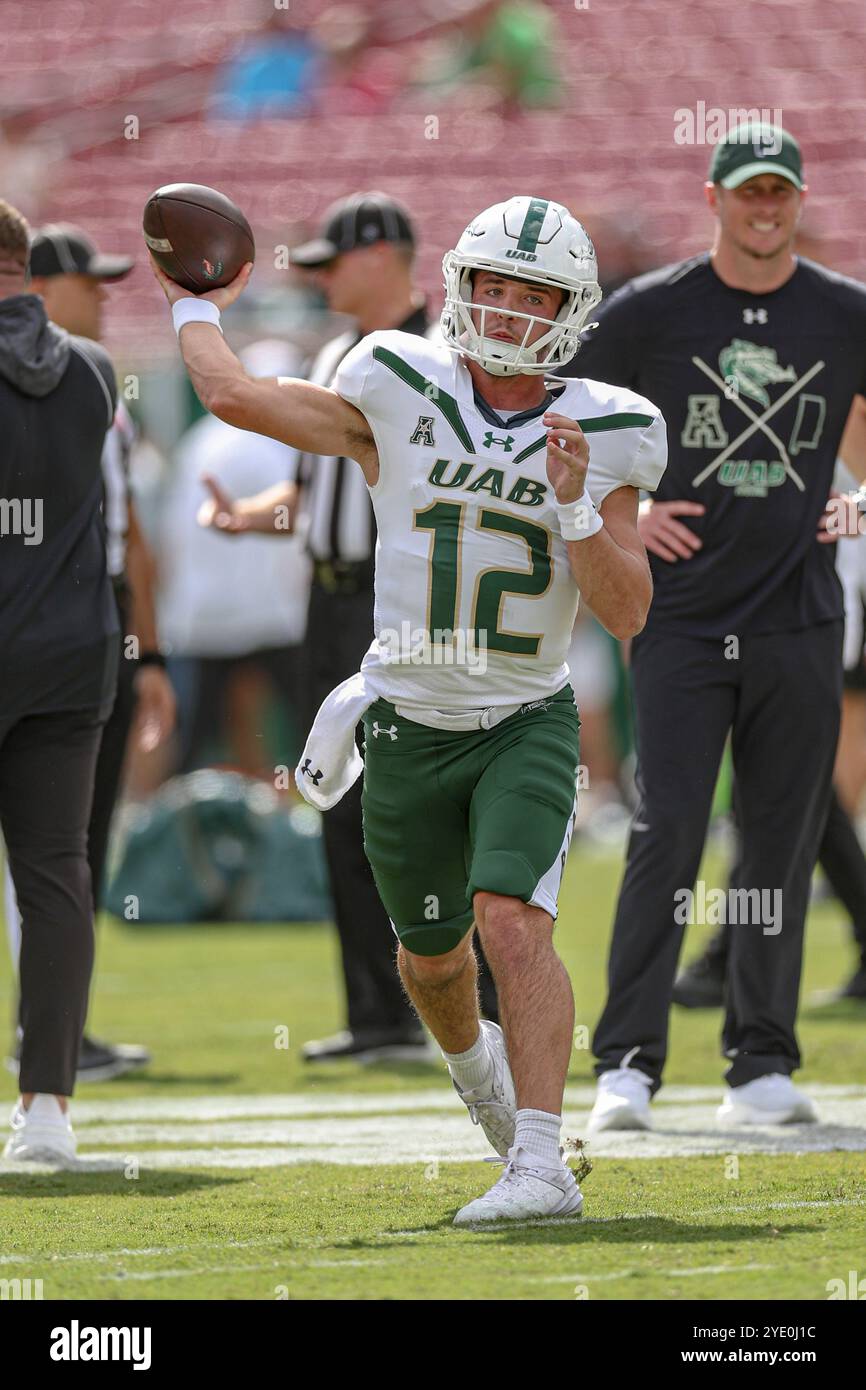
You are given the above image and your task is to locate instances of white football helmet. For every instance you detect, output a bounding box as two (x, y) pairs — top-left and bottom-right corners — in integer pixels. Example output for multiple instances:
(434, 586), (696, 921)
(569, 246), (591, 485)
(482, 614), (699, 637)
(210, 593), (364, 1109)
(440, 196), (602, 377)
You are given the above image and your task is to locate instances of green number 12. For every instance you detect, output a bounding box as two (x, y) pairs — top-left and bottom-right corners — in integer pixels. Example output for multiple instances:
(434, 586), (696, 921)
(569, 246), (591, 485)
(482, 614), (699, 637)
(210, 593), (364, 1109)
(413, 501), (551, 656)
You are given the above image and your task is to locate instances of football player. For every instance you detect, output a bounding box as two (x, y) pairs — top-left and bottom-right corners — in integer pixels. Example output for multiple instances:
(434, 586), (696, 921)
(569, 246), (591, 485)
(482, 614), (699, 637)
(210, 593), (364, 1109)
(151, 196), (667, 1224)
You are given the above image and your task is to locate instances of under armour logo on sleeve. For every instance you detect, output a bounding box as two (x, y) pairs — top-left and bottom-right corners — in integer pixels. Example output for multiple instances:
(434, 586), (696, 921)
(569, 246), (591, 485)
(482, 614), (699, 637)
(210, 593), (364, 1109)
(300, 758), (324, 784)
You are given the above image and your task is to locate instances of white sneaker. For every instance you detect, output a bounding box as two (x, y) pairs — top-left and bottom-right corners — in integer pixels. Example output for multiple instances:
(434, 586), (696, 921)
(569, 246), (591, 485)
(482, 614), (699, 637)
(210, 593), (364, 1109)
(587, 1066), (653, 1132)
(453, 1144), (584, 1226)
(450, 1020), (516, 1156)
(717, 1074), (818, 1125)
(3, 1095), (77, 1165)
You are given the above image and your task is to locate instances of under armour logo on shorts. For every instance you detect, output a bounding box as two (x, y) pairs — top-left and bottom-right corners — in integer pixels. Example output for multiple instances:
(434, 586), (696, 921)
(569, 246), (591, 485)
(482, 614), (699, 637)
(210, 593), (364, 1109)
(372, 723), (398, 740)
(300, 758), (324, 784)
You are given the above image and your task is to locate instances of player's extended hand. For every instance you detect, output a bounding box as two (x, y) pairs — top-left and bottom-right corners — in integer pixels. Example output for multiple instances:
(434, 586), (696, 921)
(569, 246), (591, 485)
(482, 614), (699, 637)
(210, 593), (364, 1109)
(149, 255), (253, 310)
(638, 499), (706, 563)
(196, 474), (251, 535)
(544, 411), (589, 504)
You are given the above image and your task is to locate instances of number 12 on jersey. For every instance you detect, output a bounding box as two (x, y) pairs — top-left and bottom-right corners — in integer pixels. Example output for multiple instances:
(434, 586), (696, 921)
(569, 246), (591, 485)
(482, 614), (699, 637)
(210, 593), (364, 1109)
(413, 500), (551, 656)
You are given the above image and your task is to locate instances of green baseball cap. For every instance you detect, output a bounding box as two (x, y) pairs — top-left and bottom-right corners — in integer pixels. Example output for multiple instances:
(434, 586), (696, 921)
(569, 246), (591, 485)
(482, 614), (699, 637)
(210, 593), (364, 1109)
(709, 122), (804, 191)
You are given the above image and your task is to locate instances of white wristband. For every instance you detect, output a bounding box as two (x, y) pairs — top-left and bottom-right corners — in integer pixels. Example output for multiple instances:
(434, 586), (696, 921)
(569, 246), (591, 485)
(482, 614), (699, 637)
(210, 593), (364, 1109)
(557, 493), (604, 541)
(172, 298), (222, 336)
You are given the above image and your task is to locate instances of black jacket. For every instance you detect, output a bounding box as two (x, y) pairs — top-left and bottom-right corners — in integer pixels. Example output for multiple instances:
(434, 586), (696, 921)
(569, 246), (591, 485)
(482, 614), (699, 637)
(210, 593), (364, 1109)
(0, 294), (119, 718)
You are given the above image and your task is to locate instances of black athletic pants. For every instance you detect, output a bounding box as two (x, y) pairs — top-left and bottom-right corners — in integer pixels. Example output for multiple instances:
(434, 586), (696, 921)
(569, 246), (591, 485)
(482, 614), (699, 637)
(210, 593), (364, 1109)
(9, 591), (137, 1077)
(178, 643), (302, 773)
(593, 620), (842, 1090)
(305, 580), (499, 1033)
(1, 708), (107, 1096)
(690, 785), (866, 970)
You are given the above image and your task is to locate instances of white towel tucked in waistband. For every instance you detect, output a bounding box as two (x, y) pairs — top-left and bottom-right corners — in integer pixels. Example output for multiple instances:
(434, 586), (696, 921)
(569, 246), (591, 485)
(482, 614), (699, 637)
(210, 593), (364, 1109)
(295, 672), (377, 810)
(296, 675), (527, 810)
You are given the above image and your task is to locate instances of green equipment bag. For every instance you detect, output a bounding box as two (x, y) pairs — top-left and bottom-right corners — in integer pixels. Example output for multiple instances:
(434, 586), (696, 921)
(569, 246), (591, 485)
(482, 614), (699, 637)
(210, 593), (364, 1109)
(104, 770), (332, 924)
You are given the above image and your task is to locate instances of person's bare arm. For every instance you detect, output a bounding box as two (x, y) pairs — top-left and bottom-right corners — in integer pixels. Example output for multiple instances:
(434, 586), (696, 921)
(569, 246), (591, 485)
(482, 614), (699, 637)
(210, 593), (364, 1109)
(125, 501), (177, 750)
(838, 394), (866, 482)
(151, 260), (378, 484)
(566, 487), (652, 639)
(637, 498), (706, 562)
(125, 501), (160, 651)
(196, 477), (301, 535)
(544, 410), (653, 640)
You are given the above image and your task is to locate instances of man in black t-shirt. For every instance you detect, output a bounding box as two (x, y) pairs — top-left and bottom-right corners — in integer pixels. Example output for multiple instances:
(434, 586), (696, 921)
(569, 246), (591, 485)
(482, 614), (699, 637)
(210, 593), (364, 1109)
(559, 122), (866, 1127)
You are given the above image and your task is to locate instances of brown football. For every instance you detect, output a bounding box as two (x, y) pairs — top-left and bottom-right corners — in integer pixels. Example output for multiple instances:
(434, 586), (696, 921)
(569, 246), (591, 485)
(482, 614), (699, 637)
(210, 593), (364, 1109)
(142, 183), (255, 293)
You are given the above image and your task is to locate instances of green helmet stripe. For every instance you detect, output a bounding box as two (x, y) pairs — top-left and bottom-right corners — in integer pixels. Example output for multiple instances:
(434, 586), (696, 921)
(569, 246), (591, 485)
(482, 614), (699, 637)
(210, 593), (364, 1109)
(516, 198), (549, 252)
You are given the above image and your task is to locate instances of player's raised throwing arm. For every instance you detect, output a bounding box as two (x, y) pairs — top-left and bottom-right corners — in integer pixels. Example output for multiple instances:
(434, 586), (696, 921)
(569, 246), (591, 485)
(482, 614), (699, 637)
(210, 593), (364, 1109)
(151, 260), (378, 483)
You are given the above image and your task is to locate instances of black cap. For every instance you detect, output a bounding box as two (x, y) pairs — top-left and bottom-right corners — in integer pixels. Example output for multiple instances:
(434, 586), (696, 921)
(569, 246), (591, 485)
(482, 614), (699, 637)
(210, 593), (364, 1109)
(28, 224), (134, 280)
(289, 192), (414, 267)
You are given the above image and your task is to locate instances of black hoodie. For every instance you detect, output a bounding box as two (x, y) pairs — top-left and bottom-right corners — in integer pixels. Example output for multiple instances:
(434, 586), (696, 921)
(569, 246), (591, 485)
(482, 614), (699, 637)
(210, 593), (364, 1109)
(0, 294), (119, 719)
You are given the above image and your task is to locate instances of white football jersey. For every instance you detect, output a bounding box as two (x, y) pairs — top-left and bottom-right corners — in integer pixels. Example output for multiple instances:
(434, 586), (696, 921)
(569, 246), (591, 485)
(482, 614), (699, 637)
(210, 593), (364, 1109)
(334, 331), (667, 710)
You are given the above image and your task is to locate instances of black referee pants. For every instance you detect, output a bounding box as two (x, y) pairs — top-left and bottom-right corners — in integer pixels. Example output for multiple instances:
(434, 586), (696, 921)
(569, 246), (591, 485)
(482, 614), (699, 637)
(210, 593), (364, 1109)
(685, 784), (866, 972)
(593, 620), (842, 1090)
(306, 580), (423, 1034)
(88, 607), (139, 913)
(1, 708), (106, 1096)
(305, 580), (499, 1031)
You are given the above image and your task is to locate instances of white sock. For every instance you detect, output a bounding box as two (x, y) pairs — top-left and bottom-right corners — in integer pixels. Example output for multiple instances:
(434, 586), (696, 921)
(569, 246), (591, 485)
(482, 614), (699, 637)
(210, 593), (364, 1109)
(443, 1029), (491, 1092)
(515, 1108), (562, 1166)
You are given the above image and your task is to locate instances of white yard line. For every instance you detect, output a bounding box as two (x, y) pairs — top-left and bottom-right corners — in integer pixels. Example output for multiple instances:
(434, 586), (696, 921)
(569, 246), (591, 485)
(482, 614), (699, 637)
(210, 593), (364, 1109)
(93, 1262), (287, 1284)
(534, 1263), (777, 1284)
(49, 1082), (866, 1125)
(1, 1088), (864, 1171)
(0, 1237), (290, 1267)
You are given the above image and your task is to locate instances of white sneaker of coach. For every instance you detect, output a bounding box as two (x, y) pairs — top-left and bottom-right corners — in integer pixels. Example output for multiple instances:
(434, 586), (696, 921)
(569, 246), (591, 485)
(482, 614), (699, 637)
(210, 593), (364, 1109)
(450, 1020), (516, 1156)
(3, 1094), (77, 1165)
(453, 1144), (583, 1226)
(587, 1066), (653, 1132)
(717, 1074), (818, 1126)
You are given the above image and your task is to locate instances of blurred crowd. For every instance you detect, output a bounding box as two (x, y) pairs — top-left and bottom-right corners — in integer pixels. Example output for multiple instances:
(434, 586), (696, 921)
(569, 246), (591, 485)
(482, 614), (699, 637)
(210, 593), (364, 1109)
(211, 0), (563, 121)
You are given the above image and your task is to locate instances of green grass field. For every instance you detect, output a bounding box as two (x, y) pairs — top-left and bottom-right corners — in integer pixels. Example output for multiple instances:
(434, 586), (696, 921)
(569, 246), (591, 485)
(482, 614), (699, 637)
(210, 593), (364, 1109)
(1, 845), (864, 1301)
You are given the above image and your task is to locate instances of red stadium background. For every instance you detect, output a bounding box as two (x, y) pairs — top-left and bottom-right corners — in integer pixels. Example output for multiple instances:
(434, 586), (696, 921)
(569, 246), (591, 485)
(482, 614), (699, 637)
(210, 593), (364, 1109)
(3, 0), (866, 383)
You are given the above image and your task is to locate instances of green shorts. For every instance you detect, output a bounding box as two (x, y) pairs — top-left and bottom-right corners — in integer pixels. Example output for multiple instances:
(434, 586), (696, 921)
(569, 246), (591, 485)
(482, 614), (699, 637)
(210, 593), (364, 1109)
(361, 685), (580, 957)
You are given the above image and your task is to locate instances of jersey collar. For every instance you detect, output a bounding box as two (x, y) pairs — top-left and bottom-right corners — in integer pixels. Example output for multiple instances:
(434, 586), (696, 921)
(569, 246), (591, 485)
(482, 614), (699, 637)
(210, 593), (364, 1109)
(471, 379), (567, 431)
